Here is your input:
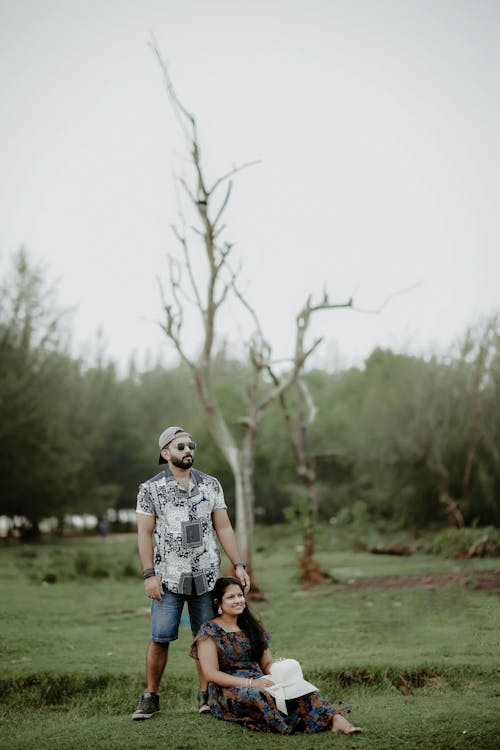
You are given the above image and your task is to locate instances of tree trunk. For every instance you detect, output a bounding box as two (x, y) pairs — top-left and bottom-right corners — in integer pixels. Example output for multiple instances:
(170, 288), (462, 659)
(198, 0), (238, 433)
(193, 372), (256, 573)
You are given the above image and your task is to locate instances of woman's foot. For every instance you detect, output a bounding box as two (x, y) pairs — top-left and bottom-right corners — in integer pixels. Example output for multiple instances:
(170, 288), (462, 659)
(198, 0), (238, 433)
(331, 713), (363, 734)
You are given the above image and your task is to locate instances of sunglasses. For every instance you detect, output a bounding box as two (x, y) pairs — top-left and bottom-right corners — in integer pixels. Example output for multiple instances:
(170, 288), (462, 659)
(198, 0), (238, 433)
(173, 441), (196, 451)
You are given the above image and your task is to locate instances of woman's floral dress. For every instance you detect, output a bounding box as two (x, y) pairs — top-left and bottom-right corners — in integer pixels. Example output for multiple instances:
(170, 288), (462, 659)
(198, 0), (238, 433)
(190, 621), (337, 734)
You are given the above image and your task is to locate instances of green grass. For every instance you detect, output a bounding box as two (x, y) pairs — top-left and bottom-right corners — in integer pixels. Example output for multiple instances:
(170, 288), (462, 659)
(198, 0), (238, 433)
(1, 528), (499, 749)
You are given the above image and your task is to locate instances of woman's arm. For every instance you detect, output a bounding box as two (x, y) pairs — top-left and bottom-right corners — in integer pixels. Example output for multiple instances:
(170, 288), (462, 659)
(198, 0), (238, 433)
(197, 639), (275, 689)
(259, 648), (273, 675)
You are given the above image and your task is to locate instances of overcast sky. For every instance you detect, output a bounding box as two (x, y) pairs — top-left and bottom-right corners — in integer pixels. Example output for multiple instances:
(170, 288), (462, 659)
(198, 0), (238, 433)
(1, 0), (499, 371)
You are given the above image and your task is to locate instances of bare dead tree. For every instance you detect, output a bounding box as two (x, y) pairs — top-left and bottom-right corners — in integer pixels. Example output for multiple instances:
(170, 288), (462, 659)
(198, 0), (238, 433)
(267, 288), (425, 586)
(150, 40), (352, 587)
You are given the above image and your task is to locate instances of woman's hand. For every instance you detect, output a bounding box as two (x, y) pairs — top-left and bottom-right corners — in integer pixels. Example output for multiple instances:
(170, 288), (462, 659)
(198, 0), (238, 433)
(251, 676), (275, 689)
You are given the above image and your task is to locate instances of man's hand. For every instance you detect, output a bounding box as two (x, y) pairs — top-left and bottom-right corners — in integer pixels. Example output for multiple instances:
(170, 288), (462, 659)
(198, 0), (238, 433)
(144, 575), (163, 600)
(235, 565), (251, 594)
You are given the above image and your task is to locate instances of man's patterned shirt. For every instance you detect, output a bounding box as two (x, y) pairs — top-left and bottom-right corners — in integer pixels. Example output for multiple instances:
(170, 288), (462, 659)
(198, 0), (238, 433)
(136, 468), (227, 595)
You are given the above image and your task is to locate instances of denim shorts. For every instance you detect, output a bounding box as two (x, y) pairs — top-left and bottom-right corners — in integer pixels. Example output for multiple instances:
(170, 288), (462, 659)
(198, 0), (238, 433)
(151, 585), (215, 643)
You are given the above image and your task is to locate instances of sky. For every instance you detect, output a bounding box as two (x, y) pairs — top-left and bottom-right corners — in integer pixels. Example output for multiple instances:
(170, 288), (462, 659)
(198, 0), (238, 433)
(1, 0), (499, 372)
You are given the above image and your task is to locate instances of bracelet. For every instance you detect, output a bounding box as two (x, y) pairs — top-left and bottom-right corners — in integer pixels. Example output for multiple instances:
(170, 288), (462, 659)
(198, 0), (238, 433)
(234, 561), (247, 569)
(143, 568), (155, 580)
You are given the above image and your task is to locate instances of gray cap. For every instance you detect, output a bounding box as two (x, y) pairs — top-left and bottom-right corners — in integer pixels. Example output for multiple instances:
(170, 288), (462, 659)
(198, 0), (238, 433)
(158, 426), (190, 464)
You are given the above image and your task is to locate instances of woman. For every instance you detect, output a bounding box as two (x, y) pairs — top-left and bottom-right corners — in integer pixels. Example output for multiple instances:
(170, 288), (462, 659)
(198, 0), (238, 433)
(190, 576), (362, 735)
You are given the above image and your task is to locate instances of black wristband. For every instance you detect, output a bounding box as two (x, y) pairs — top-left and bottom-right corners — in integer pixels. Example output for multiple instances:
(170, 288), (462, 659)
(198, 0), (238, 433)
(143, 568), (155, 580)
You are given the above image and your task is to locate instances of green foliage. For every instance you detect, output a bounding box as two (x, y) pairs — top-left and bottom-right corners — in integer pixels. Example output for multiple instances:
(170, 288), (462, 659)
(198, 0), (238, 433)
(422, 526), (500, 558)
(5, 538), (140, 583)
(335, 499), (371, 530)
(1, 249), (499, 534)
(282, 488), (314, 525)
(0, 250), (81, 524)
(301, 318), (500, 530)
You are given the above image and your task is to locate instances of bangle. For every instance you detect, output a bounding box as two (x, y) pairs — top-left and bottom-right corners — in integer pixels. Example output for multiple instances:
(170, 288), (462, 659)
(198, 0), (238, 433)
(234, 561), (247, 569)
(143, 568), (155, 580)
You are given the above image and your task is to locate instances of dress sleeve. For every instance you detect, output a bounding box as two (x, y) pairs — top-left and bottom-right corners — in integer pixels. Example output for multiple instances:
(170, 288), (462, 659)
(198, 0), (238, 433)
(189, 622), (217, 660)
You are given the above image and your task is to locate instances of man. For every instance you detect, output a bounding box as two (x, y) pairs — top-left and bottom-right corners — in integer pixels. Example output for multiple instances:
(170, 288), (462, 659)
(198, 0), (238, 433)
(132, 425), (250, 720)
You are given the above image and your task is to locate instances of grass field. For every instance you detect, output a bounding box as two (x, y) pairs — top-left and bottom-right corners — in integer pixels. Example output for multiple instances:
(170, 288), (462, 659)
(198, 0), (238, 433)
(1, 526), (499, 749)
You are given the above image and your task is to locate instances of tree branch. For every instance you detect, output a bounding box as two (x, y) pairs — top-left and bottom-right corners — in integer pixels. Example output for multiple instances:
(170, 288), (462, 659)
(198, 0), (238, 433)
(352, 281), (422, 314)
(209, 160), (262, 194)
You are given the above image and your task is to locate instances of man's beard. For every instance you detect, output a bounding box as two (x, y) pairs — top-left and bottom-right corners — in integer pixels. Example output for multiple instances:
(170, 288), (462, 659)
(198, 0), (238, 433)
(171, 455), (194, 470)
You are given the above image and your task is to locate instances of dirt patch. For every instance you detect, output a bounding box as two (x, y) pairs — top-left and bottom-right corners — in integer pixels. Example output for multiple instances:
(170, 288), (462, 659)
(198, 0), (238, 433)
(471, 570), (500, 592)
(344, 569), (500, 593)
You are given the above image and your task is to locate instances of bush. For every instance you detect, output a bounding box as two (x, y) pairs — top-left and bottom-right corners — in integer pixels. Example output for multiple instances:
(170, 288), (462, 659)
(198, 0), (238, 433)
(74, 551), (92, 576)
(422, 526), (500, 558)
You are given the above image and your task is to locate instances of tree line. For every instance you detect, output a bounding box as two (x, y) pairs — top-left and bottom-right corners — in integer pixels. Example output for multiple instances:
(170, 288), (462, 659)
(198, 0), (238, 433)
(1, 249), (498, 536)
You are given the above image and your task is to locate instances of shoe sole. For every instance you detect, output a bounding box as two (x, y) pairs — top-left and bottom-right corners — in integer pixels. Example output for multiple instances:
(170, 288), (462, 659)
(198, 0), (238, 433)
(198, 706), (210, 714)
(132, 711), (160, 720)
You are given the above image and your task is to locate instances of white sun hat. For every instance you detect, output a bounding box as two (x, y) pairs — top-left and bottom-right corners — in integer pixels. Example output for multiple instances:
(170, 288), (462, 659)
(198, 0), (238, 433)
(266, 659), (318, 715)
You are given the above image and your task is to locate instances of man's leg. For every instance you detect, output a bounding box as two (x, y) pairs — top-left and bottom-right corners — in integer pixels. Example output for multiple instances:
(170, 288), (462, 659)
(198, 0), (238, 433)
(146, 641), (169, 693)
(188, 591), (216, 712)
(132, 587), (184, 720)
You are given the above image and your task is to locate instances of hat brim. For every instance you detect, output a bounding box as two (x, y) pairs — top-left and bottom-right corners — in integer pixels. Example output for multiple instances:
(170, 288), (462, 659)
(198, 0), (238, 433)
(268, 659), (318, 701)
(281, 679), (318, 700)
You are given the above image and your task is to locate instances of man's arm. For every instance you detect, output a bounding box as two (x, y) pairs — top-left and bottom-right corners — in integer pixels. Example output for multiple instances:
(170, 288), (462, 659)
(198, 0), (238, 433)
(136, 513), (163, 601)
(212, 509), (250, 592)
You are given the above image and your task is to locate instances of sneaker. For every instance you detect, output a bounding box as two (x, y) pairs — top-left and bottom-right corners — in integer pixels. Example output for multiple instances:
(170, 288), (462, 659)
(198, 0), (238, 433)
(131, 691), (160, 720)
(197, 690), (210, 714)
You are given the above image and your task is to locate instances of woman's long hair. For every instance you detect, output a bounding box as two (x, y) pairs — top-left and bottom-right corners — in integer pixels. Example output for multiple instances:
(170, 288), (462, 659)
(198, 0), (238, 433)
(212, 577), (268, 662)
